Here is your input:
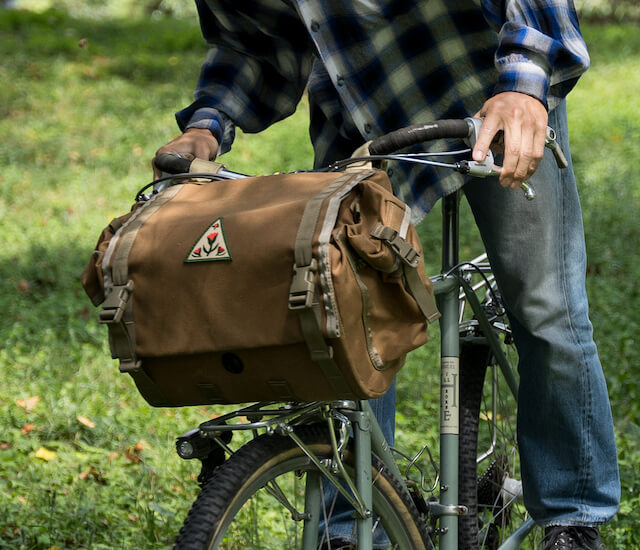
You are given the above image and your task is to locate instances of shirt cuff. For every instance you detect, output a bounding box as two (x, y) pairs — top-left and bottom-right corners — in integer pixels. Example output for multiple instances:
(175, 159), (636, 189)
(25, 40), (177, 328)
(493, 53), (550, 110)
(175, 105), (236, 155)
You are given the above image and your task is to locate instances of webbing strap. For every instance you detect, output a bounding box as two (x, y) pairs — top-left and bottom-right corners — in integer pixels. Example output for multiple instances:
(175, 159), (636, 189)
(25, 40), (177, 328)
(100, 186), (183, 406)
(370, 224), (441, 323)
(119, 359), (169, 407)
(289, 173), (361, 398)
(292, 173), (355, 270)
(403, 265), (441, 323)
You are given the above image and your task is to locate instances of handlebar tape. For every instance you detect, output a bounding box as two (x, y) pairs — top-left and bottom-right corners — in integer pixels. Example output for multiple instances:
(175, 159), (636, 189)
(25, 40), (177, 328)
(154, 153), (193, 174)
(368, 119), (471, 156)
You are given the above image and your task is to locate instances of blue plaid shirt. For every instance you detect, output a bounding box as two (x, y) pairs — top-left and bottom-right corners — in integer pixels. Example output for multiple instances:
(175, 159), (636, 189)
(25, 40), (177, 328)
(177, 0), (589, 219)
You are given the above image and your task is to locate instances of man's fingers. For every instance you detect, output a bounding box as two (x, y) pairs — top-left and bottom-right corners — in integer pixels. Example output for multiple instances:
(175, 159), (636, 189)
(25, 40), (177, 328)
(500, 125), (521, 188)
(504, 120), (547, 188)
(151, 128), (219, 180)
(472, 118), (500, 162)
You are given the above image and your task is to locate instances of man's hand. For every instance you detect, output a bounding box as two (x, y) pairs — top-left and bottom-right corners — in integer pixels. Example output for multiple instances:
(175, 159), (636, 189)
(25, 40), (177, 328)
(472, 92), (548, 189)
(152, 128), (219, 179)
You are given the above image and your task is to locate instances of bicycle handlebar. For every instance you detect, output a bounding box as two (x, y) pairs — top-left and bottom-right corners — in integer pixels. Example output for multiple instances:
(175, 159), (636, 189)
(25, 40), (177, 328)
(151, 118), (567, 203)
(368, 119), (472, 156)
(154, 153), (195, 175)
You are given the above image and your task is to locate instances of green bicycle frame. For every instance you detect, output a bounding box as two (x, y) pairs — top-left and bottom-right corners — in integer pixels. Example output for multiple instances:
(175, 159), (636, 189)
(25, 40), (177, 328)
(435, 192), (463, 550)
(299, 191), (534, 549)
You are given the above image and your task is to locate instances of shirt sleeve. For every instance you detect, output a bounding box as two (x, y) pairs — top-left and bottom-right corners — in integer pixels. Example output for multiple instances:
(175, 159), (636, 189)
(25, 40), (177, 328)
(176, 0), (314, 153)
(481, 0), (590, 109)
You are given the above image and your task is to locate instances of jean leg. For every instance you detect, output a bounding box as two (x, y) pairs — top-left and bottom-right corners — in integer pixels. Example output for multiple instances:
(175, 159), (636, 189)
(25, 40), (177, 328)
(463, 101), (620, 526)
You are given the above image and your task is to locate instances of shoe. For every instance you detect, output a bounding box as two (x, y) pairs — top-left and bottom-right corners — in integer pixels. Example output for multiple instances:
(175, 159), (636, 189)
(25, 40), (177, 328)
(319, 538), (355, 550)
(542, 526), (605, 550)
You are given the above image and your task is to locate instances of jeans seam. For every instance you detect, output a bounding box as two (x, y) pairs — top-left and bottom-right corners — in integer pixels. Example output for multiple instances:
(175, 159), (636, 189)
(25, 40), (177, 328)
(555, 138), (592, 515)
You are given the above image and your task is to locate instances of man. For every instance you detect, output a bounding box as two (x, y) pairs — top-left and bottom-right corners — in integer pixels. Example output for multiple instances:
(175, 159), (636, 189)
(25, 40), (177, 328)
(155, 1), (620, 548)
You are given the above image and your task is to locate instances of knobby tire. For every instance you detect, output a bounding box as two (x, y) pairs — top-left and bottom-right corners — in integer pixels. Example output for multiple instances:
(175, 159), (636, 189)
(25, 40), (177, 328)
(173, 424), (430, 550)
(458, 341), (527, 549)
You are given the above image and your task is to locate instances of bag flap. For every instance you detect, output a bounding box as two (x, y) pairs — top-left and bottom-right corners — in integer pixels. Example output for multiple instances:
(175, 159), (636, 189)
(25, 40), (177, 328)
(123, 172), (354, 358)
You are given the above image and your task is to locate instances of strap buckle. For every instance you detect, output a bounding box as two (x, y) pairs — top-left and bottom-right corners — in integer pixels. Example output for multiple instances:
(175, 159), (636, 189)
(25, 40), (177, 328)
(371, 224), (420, 268)
(118, 358), (142, 374)
(99, 280), (134, 324)
(288, 258), (317, 310)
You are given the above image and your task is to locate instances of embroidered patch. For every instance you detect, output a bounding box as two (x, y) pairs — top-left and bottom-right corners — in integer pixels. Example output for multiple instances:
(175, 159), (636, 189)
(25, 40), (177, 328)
(185, 218), (232, 263)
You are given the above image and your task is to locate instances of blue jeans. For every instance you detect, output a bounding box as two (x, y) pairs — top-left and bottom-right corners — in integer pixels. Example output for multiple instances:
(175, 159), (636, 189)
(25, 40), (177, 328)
(325, 102), (620, 538)
(463, 102), (620, 526)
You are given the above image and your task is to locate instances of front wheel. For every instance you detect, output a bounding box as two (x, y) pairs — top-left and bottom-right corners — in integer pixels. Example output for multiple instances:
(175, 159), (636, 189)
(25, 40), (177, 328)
(173, 424), (430, 550)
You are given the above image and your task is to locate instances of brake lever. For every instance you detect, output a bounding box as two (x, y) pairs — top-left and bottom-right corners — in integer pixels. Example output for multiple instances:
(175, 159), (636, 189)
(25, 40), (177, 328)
(462, 117), (569, 201)
(462, 118), (535, 200)
(544, 127), (569, 169)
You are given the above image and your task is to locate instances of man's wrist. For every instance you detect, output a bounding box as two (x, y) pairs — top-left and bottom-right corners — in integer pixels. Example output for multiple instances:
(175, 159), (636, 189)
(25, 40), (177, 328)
(494, 53), (551, 110)
(184, 117), (223, 144)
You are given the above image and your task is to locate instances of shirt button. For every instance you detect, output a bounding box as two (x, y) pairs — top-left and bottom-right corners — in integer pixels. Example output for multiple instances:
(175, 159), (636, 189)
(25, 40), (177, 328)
(310, 20), (320, 32)
(336, 75), (345, 87)
(364, 123), (372, 134)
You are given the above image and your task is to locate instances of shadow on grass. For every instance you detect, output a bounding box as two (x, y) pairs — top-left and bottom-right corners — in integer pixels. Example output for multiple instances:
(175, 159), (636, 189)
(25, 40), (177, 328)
(0, 240), (103, 366)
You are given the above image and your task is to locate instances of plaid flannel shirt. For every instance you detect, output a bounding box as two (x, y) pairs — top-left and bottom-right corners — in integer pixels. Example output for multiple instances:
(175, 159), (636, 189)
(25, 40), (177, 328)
(176, 0), (589, 219)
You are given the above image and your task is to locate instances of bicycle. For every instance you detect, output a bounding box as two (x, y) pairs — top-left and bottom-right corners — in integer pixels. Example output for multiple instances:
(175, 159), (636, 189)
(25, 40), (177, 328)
(147, 118), (568, 550)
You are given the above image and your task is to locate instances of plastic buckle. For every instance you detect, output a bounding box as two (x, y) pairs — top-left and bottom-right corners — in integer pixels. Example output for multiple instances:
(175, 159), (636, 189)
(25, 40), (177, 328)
(99, 280), (134, 324)
(288, 259), (317, 310)
(118, 358), (142, 374)
(385, 231), (420, 268)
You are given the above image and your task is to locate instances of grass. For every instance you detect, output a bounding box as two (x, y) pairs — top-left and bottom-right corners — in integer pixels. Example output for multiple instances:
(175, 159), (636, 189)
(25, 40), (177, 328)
(0, 9), (639, 548)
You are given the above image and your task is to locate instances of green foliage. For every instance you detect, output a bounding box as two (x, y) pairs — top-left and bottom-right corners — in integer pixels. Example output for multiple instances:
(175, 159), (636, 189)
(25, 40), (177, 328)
(11, 0), (640, 23)
(11, 0), (197, 19)
(575, 0), (640, 22)
(0, 9), (638, 549)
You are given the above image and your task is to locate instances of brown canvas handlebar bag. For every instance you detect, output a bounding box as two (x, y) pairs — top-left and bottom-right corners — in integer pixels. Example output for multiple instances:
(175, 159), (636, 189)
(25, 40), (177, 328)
(82, 169), (439, 406)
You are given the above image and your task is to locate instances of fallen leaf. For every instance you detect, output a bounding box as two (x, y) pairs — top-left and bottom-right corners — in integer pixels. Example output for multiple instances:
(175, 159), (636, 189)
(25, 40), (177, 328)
(16, 396), (40, 413)
(77, 415), (96, 429)
(134, 439), (151, 451)
(78, 38), (88, 49)
(17, 279), (31, 295)
(128, 514), (138, 523)
(125, 447), (142, 464)
(35, 447), (56, 462)
(76, 306), (91, 320)
(21, 423), (34, 435)
(0, 441), (10, 450)
(107, 451), (120, 461)
(77, 466), (107, 484)
(17, 496), (27, 506)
